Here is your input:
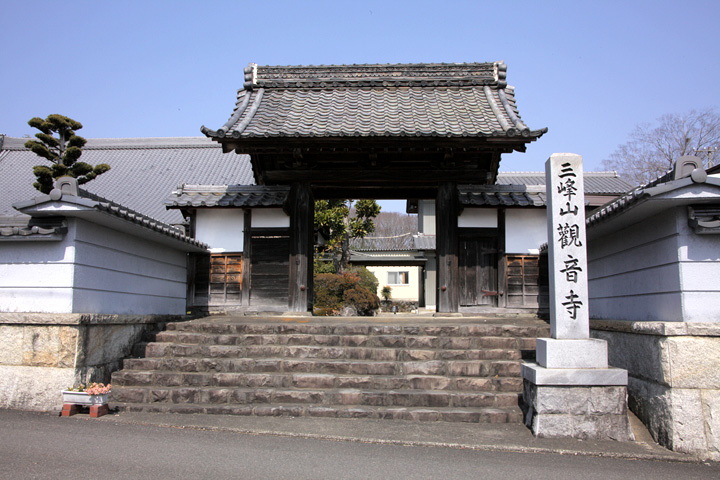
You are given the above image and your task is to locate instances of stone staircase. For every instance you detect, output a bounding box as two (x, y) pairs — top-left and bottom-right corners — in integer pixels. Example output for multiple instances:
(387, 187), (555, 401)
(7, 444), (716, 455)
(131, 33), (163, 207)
(110, 316), (549, 423)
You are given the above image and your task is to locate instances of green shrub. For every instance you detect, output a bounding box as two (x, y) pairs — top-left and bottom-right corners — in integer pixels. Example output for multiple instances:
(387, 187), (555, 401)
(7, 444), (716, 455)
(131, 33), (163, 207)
(313, 270), (379, 316)
(344, 286), (379, 315)
(346, 266), (379, 294)
(314, 256), (336, 275)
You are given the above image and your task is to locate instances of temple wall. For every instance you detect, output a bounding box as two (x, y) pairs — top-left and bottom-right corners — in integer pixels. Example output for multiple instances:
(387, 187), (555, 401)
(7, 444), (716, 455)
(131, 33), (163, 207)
(591, 321), (720, 460)
(1, 218), (189, 315)
(0, 313), (178, 412)
(71, 219), (188, 315)
(588, 207), (720, 322)
(0, 233), (76, 313)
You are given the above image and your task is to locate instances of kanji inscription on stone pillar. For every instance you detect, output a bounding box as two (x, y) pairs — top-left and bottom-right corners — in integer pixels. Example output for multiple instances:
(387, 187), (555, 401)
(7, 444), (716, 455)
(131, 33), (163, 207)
(546, 153), (589, 339)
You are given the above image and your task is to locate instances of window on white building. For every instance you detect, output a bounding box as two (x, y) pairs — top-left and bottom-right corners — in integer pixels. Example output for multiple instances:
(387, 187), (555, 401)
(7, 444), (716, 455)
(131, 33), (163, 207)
(387, 271), (409, 285)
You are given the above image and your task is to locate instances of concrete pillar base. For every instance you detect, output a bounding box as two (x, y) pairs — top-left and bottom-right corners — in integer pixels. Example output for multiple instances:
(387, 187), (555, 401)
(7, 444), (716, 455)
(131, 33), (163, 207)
(521, 370), (634, 441)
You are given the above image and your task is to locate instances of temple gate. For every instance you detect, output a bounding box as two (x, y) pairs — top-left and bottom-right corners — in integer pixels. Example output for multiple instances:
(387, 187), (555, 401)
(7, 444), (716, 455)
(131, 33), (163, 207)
(201, 62), (546, 313)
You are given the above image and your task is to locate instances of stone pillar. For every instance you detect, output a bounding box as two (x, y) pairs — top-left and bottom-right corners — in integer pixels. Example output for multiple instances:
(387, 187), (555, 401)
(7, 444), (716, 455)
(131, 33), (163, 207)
(521, 154), (633, 440)
(287, 183), (314, 314)
(436, 182), (459, 313)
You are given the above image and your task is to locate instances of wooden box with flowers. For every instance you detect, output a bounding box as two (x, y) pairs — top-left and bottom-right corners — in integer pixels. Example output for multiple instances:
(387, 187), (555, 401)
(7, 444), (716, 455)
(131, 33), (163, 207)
(61, 383), (112, 417)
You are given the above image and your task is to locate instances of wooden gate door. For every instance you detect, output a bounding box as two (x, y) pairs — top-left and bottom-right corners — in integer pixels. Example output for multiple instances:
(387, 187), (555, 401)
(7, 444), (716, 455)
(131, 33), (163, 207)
(459, 234), (498, 307)
(250, 228), (290, 308)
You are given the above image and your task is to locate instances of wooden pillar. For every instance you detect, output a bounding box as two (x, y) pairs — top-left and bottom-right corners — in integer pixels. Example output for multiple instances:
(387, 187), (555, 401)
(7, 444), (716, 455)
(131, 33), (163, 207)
(436, 182), (459, 313)
(287, 183), (314, 312)
(242, 209), (252, 307)
(497, 208), (507, 308)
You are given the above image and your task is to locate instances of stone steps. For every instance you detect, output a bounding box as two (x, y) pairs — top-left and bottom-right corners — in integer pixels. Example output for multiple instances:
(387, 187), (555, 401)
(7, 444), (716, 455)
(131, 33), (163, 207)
(114, 402), (523, 423)
(111, 386), (520, 408)
(112, 371), (523, 392)
(111, 317), (549, 424)
(118, 357), (523, 377)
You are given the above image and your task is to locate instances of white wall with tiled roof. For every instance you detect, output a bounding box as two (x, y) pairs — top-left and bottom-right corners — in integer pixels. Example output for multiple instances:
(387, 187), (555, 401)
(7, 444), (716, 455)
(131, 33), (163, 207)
(0, 217), (190, 315)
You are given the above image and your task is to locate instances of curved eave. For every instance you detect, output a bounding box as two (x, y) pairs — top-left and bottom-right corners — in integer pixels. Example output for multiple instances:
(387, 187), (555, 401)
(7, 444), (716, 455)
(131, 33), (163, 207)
(201, 78), (546, 145)
(14, 195), (208, 252)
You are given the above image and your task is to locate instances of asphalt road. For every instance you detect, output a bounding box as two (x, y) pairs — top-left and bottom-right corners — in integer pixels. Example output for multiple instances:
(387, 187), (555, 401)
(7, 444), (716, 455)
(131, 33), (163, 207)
(1, 410), (718, 480)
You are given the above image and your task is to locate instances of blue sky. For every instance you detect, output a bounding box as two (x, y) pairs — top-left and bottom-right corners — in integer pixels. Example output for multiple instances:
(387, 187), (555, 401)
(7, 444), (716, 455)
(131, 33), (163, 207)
(2, 0), (718, 211)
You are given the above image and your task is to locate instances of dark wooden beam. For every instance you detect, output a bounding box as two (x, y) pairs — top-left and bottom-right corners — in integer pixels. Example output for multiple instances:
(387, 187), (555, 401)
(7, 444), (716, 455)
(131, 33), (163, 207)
(436, 182), (460, 313)
(242, 209), (252, 307)
(261, 167), (493, 187)
(286, 183), (314, 312)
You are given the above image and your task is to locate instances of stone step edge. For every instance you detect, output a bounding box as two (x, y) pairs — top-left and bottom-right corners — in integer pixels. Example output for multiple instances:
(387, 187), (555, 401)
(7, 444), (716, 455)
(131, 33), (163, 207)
(121, 357), (524, 367)
(164, 324), (548, 335)
(156, 331), (546, 343)
(143, 343), (531, 355)
(109, 386), (521, 409)
(130, 351), (527, 363)
(111, 371), (523, 391)
(117, 358), (523, 378)
(111, 402), (523, 423)
(109, 384), (522, 399)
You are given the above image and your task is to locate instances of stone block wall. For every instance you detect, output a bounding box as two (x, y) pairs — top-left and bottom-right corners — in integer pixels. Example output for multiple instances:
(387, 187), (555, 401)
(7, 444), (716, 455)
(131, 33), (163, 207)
(0, 313), (179, 412)
(523, 383), (633, 441)
(591, 320), (720, 460)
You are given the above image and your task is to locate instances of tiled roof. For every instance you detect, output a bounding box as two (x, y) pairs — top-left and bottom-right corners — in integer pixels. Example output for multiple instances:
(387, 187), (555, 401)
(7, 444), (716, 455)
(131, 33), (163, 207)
(586, 171), (720, 228)
(497, 171), (634, 195)
(0, 136), (253, 225)
(351, 234), (415, 251)
(350, 234), (436, 252)
(13, 187), (208, 250)
(0, 223), (63, 241)
(413, 234), (436, 250)
(202, 62), (546, 140)
(165, 185), (289, 208)
(459, 185), (547, 207)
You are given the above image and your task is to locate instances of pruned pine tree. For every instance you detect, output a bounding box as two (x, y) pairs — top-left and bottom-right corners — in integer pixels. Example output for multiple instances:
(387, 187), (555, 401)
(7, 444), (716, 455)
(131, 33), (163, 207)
(314, 199), (381, 273)
(25, 114), (110, 194)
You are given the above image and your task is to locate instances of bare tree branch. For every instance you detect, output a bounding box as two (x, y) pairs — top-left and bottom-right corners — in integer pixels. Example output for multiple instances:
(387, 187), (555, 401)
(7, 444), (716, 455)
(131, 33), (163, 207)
(602, 108), (720, 185)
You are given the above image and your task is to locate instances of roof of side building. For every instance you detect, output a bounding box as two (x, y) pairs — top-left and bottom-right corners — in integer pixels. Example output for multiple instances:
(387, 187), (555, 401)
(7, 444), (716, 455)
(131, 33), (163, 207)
(497, 171), (634, 195)
(0, 136), (253, 225)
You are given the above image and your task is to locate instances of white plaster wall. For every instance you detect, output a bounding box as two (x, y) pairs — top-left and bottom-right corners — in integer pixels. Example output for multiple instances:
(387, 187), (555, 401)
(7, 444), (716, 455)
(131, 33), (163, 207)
(418, 200), (436, 235)
(71, 219), (188, 315)
(506, 209), (547, 254)
(368, 266), (420, 301)
(252, 208), (290, 228)
(677, 207), (720, 322)
(195, 209), (244, 253)
(458, 208), (497, 228)
(424, 253), (437, 310)
(588, 210), (685, 321)
(0, 235), (76, 313)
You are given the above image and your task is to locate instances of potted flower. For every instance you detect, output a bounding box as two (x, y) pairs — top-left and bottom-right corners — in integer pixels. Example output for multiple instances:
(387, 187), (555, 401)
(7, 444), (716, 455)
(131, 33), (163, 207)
(62, 382), (112, 406)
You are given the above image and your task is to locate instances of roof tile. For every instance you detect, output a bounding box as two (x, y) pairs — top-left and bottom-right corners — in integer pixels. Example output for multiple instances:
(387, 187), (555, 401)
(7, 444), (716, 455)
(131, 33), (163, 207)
(203, 62), (546, 141)
(0, 137), (252, 225)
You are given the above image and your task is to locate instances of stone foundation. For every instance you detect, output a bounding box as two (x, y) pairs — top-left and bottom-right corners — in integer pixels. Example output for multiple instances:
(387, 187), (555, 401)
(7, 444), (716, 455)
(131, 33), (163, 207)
(591, 320), (720, 460)
(0, 313), (181, 411)
(522, 382), (634, 441)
